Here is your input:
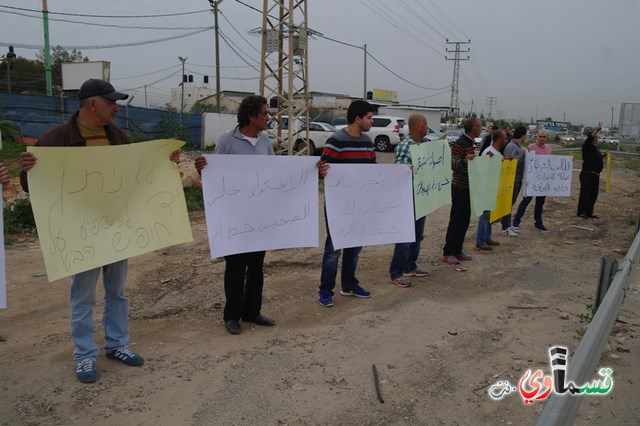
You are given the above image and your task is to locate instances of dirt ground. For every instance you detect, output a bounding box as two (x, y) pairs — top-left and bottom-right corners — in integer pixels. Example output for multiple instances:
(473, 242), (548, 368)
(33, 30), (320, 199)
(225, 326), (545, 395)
(1, 150), (639, 425)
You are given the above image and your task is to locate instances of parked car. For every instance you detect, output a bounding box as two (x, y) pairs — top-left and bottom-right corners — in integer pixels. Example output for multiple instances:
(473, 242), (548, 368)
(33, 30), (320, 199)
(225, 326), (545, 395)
(601, 136), (619, 144)
(366, 115), (405, 152)
(266, 117), (336, 155)
(400, 124), (444, 142)
(559, 135), (575, 142)
(444, 130), (463, 145)
(293, 121), (336, 154)
(474, 132), (487, 149)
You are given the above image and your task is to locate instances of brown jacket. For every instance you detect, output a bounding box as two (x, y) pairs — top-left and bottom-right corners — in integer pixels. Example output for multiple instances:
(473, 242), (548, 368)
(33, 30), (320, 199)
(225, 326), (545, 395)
(20, 112), (130, 192)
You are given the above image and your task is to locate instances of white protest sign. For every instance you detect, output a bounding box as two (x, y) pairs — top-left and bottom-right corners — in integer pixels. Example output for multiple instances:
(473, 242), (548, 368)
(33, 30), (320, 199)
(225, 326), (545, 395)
(201, 154), (319, 258)
(523, 153), (573, 197)
(324, 163), (414, 250)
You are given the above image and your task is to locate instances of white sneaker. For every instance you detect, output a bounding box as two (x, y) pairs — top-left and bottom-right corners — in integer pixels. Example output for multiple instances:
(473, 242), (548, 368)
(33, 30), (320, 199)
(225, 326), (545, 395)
(510, 226), (520, 234)
(501, 227), (519, 237)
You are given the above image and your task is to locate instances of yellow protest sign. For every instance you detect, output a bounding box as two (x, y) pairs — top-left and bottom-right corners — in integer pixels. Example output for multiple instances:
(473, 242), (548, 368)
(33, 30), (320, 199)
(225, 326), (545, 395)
(27, 139), (193, 282)
(490, 159), (517, 223)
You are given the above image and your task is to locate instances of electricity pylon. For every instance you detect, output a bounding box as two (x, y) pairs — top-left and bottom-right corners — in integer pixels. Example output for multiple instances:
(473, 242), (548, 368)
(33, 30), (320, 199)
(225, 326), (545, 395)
(259, 0), (310, 155)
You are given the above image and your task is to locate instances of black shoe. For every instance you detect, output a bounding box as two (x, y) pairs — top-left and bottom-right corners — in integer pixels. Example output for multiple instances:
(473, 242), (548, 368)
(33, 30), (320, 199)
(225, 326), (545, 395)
(244, 314), (276, 326)
(587, 214), (599, 219)
(225, 320), (241, 335)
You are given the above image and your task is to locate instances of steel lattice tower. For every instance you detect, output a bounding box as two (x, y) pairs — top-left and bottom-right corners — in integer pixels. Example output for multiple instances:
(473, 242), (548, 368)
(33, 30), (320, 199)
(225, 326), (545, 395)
(259, 0), (310, 155)
(445, 39), (470, 126)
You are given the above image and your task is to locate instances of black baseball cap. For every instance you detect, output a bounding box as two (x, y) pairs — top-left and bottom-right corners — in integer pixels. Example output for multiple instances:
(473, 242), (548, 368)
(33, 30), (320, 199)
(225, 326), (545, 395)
(78, 78), (129, 101)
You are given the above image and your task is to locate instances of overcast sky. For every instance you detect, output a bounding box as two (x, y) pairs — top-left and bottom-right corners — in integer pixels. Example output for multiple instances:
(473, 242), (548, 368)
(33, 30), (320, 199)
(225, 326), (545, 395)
(0, 0), (637, 126)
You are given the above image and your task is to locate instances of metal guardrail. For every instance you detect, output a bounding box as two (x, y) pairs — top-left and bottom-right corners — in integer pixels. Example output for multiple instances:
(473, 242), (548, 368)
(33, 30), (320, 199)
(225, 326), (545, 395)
(553, 147), (640, 157)
(536, 225), (640, 425)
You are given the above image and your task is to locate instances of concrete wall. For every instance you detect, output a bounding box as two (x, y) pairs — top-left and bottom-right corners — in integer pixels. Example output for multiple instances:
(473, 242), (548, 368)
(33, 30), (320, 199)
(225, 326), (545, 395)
(201, 112), (238, 148)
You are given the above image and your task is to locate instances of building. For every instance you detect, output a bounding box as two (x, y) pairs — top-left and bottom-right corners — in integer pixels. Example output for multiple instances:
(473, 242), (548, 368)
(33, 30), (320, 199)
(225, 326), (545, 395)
(170, 85), (214, 113)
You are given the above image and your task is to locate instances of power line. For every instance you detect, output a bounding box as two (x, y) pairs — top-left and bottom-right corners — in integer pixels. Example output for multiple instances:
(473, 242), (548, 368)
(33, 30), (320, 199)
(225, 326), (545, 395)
(0, 27), (212, 50)
(219, 9), (261, 54)
(427, 0), (469, 41)
(0, 9), (211, 30)
(366, 52), (450, 91)
(0, 4), (210, 18)
(361, 0), (443, 56)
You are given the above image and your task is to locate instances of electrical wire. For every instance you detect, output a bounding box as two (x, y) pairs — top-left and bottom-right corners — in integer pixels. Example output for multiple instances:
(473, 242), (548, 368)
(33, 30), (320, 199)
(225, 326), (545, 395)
(0, 9), (211, 30)
(426, 0), (469, 41)
(219, 9), (261, 54)
(0, 27), (212, 50)
(0, 4), (209, 19)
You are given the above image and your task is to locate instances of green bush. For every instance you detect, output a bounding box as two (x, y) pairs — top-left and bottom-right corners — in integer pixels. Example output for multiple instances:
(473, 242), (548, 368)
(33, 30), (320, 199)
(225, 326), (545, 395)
(184, 187), (204, 211)
(3, 198), (36, 234)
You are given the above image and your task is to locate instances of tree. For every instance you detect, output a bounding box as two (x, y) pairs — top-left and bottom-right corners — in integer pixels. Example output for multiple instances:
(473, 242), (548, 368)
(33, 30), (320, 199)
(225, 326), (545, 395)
(37, 46), (88, 90)
(0, 56), (45, 93)
(190, 102), (227, 114)
(0, 46), (88, 95)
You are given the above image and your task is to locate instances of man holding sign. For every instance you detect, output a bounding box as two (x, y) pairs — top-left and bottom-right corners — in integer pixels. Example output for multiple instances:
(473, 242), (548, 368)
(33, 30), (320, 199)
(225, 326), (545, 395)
(513, 130), (552, 232)
(18, 79), (177, 383)
(388, 114), (429, 287)
(442, 117), (480, 266)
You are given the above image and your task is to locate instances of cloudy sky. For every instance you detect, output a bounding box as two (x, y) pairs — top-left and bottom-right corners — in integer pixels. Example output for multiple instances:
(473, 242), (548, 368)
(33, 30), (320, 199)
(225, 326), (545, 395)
(0, 0), (637, 126)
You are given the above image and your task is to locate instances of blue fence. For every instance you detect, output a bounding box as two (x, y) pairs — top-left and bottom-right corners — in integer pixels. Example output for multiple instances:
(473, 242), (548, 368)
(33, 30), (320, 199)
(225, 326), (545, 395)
(0, 92), (201, 147)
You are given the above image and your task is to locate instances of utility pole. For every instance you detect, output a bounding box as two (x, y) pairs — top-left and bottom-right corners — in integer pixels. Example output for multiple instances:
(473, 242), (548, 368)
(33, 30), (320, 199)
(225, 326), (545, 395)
(259, 0), (310, 156)
(602, 101), (615, 134)
(363, 43), (367, 100)
(208, 0), (223, 111)
(42, 0), (52, 95)
(3, 46), (16, 92)
(445, 39), (470, 126)
(178, 56), (187, 121)
(485, 96), (497, 118)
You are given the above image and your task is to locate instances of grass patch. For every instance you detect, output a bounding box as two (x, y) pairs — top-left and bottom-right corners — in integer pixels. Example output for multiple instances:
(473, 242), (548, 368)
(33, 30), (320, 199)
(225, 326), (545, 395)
(184, 187), (204, 211)
(0, 138), (27, 177)
(625, 158), (640, 171)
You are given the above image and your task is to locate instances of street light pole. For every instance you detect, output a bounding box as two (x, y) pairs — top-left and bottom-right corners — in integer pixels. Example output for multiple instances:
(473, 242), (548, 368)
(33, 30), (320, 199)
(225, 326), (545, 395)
(178, 56), (187, 121)
(602, 100), (614, 135)
(209, 0), (223, 112)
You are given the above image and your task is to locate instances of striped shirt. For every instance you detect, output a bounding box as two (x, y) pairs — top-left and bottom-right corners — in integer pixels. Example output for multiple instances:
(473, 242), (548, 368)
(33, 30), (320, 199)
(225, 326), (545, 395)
(451, 134), (475, 189)
(528, 142), (552, 155)
(321, 128), (376, 164)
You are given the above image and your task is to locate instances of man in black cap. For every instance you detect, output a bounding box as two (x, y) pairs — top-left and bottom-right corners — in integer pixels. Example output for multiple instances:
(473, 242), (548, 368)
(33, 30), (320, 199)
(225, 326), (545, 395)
(19, 78), (159, 383)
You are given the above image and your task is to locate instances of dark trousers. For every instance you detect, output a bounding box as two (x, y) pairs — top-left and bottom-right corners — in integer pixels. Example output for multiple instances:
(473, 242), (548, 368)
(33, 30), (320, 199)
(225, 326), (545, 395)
(577, 172), (600, 217)
(223, 251), (266, 322)
(443, 186), (471, 256)
(513, 196), (546, 227)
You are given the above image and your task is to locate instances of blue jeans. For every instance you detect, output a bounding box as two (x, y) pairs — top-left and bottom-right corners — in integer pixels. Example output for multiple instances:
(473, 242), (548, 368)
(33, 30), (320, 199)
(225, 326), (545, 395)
(513, 196), (546, 227)
(476, 210), (492, 245)
(501, 180), (522, 230)
(389, 216), (426, 279)
(70, 259), (129, 362)
(319, 227), (362, 294)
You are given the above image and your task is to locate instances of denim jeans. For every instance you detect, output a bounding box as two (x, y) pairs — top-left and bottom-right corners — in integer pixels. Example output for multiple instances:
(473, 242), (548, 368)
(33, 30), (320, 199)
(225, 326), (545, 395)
(319, 227), (362, 294)
(513, 196), (546, 227)
(389, 216), (426, 279)
(476, 210), (492, 245)
(70, 259), (129, 362)
(501, 179), (522, 230)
